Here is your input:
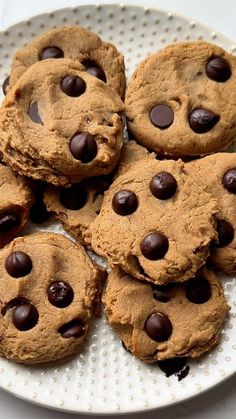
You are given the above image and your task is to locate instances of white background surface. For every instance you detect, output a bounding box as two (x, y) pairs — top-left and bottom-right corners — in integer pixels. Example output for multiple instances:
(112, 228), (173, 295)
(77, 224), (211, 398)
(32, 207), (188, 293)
(0, 0), (235, 418)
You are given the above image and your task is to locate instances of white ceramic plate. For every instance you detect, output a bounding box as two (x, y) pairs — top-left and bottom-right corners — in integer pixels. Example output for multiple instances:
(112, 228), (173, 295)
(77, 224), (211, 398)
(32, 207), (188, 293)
(0, 3), (235, 415)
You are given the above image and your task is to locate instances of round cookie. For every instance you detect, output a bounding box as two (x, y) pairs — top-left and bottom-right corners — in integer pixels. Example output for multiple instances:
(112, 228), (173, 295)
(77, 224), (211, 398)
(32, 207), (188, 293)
(125, 41), (236, 157)
(91, 158), (218, 285)
(103, 267), (229, 362)
(7, 26), (126, 98)
(187, 153), (236, 273)
(0, 163), (32, 248)
(0, 232), (103, 364)
(0, 59), (124, 186)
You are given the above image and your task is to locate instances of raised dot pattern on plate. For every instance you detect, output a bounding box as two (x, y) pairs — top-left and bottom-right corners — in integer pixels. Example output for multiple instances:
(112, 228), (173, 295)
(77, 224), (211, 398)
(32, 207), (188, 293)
(0, 3), (235, 415)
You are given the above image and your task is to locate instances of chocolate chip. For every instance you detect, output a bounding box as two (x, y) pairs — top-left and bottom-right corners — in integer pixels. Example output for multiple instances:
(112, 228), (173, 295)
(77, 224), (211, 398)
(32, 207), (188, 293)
(1, 297), (29, 316)
(12, 303), (39, 331)
(112, 190), (138, 215)
(150, 104), (174, 129)
(150, 172), (177, 200)
(47, 281), (74, 308)
(186, 277), (211, 304)
(2, 76), (10, 95)
(222, 168), (236, 194)
(60, 184), (87, 210)
(82, 60), (106, 83)
(0, 213), (20, 233)
(5, 251), (32, 278)
(30, 199), (50, 224)
(145, 313), (172, 342)
(158, 358), (189, 380)
(151, 283), (174, 303)
(216, 219), (234, 247)
(59, 319), (86, 338)
(28, 102), (43, 124)
(69, 132), (98, 163)
(39, 46), (64, 60)
(206, 56), (231, 82)
(188, 108), (219, 133)
(140, 232), (169, 260)
(61, 75), (86, 97)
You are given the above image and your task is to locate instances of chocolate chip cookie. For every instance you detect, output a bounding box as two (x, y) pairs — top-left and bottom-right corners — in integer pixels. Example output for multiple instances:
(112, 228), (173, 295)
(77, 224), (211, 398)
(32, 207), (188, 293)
(0, 163), (32, 248)
(103, 267), (229, 362)
(91, 158), (218, 285)
(0, 232), (103, 364)
(0, 59), (124, 186)
(187, 153), (236, 273)
(125, 41), (236, 156)
(7, 26), (126, 98)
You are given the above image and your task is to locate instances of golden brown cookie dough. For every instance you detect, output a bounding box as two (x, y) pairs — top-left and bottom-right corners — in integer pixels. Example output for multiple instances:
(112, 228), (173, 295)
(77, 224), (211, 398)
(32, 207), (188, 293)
(91, 158), (218, 285)
(187, 153), (236, 273)
(125, 42), (236, 157)
(103, 267), (229, 362)
(0, 163), (32, 248)
(0, 59), (124, 186)
(0, 232), (103, 364)
(8, 26), (126, 98)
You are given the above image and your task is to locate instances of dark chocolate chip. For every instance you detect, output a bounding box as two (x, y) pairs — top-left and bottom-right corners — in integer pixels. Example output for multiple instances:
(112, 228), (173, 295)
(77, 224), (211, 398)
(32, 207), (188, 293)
(69, 132), (97, 163)
(82, 60), (106, 83)
(150, 171), (177, 200)
(47, 281), (74, 308)
(1, 296), (29, 316)
(216, 219), (234, 247)
(5, 251), (32, 278)
(60, 184), (87, 210)
(150, 104), (174, 129)
(158, 358), (189, 380)
(61, 75), (86, 97)
(222, 168), (236, 194)
(2, 76), (10, 95)
(30, 199), (50, 224)
(140, 232), (169, 260)
(28, 102), (43, 124)
(145, 312), (172, 342)
(12, 303), (39, 331)
(112, 190), (138, 215)
(206, 56), (231, 82)
(188, 108), (219, 133)
(0, 213), (20, 233)
(151, 283), (174, 303)
(186, 277), (211, 304)
(39, 46), (64, 60)
(59, 319), (86, 338)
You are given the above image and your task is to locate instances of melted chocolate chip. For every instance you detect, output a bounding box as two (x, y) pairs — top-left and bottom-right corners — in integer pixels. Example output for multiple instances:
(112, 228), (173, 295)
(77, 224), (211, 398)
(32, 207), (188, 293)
(69, 132), (97, 162)
(222, 168), (236, 194)
(59, 319), (86, 338)
(150, 172), (177, 200)
(186, 277), (211, 304)
(2, 76), (10, 95)
(140, 232), (169, 260)
(39, 46), (64, 60)
(61, 75), (86, 97)
(158, 358), (190, 380)
(206, 56), (231, 82)
(188, 109), (219, 133)
(47, 281), (74, 308)
(150, 104), (174, 129)
(5, 251), (32, 278)
(112, 190), (138, 215)
(12, 303), (39, 331)
(0, 213), (20, 233)
(28, 102), (43, 124)
(82, 60), (106, 83)
(30, 199), (50, 224)
(60, 184), (87, 210)
(216, 219), (234, 247)
(145, 313), (172, 342)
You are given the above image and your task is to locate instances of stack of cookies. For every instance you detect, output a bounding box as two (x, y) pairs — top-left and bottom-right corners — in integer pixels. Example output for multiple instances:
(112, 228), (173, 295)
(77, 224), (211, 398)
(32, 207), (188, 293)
(0, 26), (235, 371)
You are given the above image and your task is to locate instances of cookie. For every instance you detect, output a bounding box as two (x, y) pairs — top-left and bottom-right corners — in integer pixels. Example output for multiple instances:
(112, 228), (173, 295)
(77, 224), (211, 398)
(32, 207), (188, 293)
(0, 232), (103, 364)
(103, 267), (229, 362)
(125, 41), (236, 157)
(43, 141), (153, 247)
(6, 26), (126, 98)
(91, 158), (218, 285)
(0, 59), (124, 186)
(0, 163), (32, 248)
(187, 153), (236, 273)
